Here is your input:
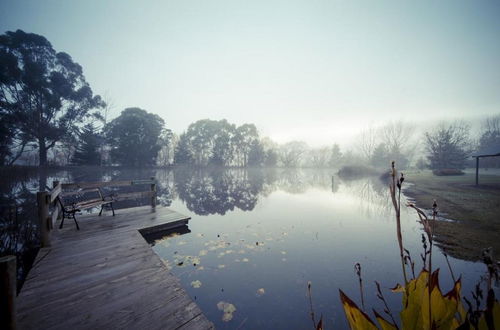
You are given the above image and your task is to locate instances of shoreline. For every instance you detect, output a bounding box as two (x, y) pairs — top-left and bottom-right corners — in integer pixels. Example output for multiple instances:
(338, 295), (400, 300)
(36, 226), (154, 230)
(403, 170), (500, 262)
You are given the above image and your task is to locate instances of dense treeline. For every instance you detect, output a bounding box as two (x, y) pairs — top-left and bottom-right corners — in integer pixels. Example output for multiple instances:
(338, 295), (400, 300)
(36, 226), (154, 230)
(1, 30), (499, 169)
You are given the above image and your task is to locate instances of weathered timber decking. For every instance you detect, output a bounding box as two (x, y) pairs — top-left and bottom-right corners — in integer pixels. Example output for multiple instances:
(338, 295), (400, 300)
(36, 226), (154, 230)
(16, 205), (214, 330)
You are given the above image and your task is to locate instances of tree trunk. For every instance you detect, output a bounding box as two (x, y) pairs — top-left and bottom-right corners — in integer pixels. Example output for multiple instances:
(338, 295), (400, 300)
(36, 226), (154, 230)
(38, 137), (47, 167)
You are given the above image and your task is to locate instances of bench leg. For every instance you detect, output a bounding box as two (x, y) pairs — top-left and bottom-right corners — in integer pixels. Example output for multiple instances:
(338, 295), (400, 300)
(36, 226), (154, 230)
(73, 214), (80, 230)
(99, 205), (104, 216)
(59, 215), (65, 229)
(111, 203), (115, 216)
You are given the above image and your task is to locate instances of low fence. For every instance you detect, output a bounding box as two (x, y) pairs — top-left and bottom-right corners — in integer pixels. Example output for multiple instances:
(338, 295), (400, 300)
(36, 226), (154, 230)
(37, 177), (157, 247)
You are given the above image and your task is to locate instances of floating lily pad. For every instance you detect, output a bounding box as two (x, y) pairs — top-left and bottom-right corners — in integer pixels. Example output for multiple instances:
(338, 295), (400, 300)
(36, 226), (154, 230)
(199, 249), (208, 256)
(218, 264), (225, 269)
(242, 258), (249, 262)
(191, 280), (202, 288)
(217, 301), (236, 322)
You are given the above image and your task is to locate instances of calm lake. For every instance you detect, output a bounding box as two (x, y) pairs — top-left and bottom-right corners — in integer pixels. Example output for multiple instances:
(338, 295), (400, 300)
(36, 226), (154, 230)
(1, 167), (490, 328)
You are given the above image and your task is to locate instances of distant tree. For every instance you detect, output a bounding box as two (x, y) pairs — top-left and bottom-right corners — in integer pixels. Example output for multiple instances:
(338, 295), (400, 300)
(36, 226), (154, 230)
(477, 114), (500, 168)
(328, 143), (343, 167)
(370, 142), (409, 169)
(106, 108), (164, 166)
(233, 124), (259, 167)
(264, 149), (278, 167)
(174, 119), (262, 167)
(211, 120), (236, 166)
(0, 30), (105, 166)
(425, 122), (471, 170)
(308, 147), (330, 168)
(55, 134), (78, 165)
(357, 125), (377, 160)
(279, 141), (307, 167)
(370, 143), (389, 168)
(174, 133), (194, 165)
(183, 119), (218, 166)
(380, 121), (414, 169)
(247, 140), (265, 166)
(415, 157), (428, 170)
(260, 137), (279, 167)
(157, 129), (175, 166)
(72, 123), (101, 165)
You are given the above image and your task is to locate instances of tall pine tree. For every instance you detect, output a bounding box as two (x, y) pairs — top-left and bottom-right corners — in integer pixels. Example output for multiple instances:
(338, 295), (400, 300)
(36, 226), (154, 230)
(72, 123), (101, 165)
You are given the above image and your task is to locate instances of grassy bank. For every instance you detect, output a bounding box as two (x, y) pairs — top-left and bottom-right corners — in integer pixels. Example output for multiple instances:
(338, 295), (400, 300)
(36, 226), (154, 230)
(403, 169), (500, 262)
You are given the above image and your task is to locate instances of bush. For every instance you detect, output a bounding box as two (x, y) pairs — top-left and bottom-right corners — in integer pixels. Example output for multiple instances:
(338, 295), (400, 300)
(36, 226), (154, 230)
(337, 165), (379, 178)
(432, 168), (464, 176)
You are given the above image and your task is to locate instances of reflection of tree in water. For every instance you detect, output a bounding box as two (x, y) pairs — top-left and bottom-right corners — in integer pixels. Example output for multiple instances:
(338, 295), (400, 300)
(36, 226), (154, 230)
(0, 168), (48, 290)
(275, 168), (338, 194)
(174, 168), (266, 215)
(338, 176), (392, 218)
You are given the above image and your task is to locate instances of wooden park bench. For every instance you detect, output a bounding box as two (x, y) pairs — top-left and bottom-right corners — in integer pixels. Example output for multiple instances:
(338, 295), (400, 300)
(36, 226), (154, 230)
(37, 178), (156, 244)
(56, 188), (115, 230)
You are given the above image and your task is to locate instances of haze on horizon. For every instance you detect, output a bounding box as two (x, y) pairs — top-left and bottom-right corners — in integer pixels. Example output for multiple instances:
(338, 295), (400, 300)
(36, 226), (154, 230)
(1, 0), (500, 147)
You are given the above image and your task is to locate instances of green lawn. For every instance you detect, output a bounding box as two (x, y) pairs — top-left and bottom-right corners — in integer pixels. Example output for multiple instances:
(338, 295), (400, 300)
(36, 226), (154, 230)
(403, 169), (500, 262)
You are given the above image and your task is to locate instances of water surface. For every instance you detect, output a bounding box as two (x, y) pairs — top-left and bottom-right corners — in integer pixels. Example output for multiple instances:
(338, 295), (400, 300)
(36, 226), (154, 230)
(0, 167), (491, 328)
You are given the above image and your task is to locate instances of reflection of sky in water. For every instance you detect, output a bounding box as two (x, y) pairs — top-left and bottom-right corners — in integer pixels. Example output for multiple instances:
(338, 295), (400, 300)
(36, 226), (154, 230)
(151, 177), (488, 329)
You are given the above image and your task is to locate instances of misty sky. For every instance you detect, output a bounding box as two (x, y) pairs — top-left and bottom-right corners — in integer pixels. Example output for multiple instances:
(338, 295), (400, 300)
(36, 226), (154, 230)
(1, 0), (500, 146)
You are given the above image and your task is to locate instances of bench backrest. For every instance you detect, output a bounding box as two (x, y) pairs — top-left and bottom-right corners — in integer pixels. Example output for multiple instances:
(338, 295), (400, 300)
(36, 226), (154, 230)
(58, 188), (105, 208)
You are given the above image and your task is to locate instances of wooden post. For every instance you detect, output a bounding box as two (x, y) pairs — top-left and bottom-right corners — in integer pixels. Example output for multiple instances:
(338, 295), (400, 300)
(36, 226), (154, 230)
(475, 157), (479, 185)
(37, 191), (50, 247)
(150, 177), (156, 209)
(0, 255), (17, 330)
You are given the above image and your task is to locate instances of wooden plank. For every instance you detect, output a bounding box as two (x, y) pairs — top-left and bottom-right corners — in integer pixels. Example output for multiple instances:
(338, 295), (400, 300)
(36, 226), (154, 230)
(61, 180), (133, 189)
(50, 205), (59, 228)
(114, 191), (154, 201)
(131, 179), (155, 185)
(49, 183), (61, 203)
(16, 205), (213, 329)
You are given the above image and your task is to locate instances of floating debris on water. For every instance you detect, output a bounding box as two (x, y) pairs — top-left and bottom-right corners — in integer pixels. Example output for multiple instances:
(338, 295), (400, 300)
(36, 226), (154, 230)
(217, 301), (236, 322)
(191, 280), (202, 288)
(256, 288), (265, 296)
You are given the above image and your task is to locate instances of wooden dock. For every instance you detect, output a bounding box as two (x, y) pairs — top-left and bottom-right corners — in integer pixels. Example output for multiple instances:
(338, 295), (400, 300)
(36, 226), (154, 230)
(16, 205), (214, 329)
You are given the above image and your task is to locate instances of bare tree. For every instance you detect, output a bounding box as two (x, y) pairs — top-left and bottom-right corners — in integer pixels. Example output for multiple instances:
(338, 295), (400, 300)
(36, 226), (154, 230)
(477, 114), (500, 167)
(357, 125), (378, 160)
(379, 121), (416, 168)
(308, 147), (330, 168)
(279, 141), (308, 167)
